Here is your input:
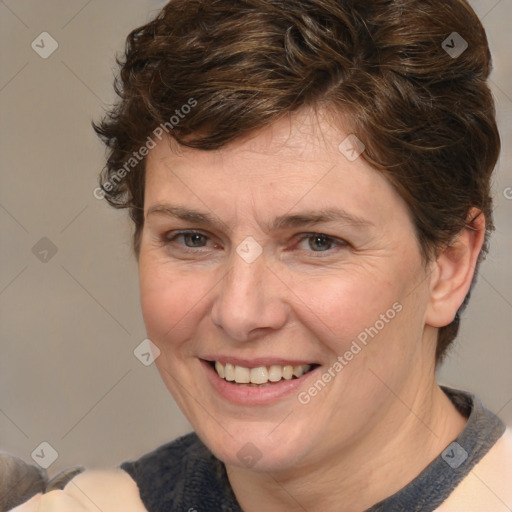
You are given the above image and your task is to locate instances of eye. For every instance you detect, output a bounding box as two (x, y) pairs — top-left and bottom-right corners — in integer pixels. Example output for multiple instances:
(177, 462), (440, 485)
(295, 233), (347, 253)
(180, 232), (208, 248)
(163, 230), (213, 249)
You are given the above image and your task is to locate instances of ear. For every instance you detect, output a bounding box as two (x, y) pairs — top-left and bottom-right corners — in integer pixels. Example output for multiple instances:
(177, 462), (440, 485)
(425, 208), (485, 328)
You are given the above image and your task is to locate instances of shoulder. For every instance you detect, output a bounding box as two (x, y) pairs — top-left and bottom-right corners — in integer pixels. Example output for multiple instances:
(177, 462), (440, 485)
(9, 433), (205, 512)
(120, 432), (232, 509)
(120, 432), (207, 483)
(64, 469), (146, 509)
(11, 469), (146, 511)
(435, 427), (512, 512)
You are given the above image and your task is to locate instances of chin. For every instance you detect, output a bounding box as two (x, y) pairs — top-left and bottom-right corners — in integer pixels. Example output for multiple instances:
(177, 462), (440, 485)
(196, 418), (315, 472)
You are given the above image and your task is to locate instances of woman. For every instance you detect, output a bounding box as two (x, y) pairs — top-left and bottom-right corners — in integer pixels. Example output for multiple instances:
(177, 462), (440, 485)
(11, 0), (511, 510)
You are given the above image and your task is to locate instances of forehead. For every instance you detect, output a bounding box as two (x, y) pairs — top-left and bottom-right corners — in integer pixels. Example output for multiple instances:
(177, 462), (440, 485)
(144, 108), (410, 229)
(148, 109), (350, 172)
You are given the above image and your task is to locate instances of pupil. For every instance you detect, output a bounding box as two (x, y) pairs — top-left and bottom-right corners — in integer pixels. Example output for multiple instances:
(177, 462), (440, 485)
(187, 234), (204, 247)
(310, 235), (331, 251)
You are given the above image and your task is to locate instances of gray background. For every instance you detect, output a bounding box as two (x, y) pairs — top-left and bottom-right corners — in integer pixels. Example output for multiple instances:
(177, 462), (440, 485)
(0, 0), (510, 475)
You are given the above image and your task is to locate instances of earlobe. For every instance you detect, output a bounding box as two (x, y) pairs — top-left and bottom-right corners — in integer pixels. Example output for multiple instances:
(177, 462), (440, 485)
(425, 208), (486, 328)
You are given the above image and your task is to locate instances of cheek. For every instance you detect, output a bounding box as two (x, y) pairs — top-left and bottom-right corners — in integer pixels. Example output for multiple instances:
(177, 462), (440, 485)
(291, 269), (400, 353)
(138, 253), (212, 345)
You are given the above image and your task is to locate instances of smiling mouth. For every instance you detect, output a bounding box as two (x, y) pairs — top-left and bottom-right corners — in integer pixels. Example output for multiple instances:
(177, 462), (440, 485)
(208, 361), (318, 386)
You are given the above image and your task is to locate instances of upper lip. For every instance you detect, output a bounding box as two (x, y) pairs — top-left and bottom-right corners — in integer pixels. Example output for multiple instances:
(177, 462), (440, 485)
(202, 356), (318, 368)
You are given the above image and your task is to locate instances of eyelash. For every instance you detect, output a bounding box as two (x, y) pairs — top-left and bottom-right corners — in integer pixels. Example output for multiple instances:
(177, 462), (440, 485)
(161, 230), (349, 255)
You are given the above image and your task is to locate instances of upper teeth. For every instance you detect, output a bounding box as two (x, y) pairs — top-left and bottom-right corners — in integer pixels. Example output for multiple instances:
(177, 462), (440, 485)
(214, 361), (312, 384)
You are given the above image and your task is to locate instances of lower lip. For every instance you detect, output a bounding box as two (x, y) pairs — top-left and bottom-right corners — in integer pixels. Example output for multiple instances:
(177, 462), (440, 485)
(201, 360), (319, 405)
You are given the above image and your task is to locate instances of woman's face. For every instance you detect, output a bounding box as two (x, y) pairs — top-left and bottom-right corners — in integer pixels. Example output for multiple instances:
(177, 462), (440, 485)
(139, 109), (436, 472)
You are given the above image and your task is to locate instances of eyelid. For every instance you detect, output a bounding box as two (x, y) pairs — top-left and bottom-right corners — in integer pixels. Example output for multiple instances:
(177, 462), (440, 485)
(295, 232), (348, 244)
(165, 229), (209, 240)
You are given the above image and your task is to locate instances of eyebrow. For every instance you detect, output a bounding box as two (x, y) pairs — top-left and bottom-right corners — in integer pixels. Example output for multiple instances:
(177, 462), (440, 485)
(146, 204), (374, 232)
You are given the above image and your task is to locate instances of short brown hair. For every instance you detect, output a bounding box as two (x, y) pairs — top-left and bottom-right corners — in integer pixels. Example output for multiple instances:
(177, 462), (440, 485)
(94, 0), (500, 364)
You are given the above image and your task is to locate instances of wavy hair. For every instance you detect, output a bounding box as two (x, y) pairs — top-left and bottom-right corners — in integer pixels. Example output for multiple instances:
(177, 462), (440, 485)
(94, 0), (500, 364)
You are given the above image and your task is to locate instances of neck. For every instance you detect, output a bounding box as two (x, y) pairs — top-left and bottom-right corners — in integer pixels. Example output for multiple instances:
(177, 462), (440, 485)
(226, 380), (467, 512)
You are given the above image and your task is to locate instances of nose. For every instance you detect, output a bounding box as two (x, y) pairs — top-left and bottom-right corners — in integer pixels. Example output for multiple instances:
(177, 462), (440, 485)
(210, 249), (289, 342)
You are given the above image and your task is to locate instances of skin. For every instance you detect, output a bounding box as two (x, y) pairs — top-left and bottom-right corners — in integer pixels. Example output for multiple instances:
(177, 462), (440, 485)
(137, 108), (483, 511)
(16, 107), (484, 511)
